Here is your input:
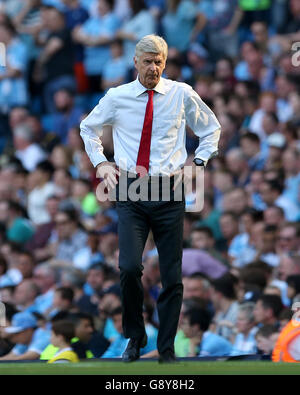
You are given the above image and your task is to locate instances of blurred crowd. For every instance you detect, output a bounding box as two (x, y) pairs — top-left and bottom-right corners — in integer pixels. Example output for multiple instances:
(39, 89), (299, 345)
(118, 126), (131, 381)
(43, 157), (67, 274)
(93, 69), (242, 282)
(0, 0), (300, 362)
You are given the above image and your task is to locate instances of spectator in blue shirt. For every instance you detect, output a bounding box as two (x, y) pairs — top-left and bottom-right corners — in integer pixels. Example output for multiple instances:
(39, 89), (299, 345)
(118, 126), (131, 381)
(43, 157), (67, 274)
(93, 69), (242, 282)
(72, 0), (120, 94)
(0, 311), (51, 360)
(101, 306), (157, 358)
(102, 38), (128, 92)
(0, 19), (28, 113)
(179, 306), (233, 357)
(162, 0), (203, 52)
(51, 88), (84, 144)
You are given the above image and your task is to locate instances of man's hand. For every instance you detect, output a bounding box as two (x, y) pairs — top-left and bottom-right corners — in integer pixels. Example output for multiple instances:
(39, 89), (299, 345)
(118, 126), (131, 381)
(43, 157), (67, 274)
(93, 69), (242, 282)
(96, 161), (120, 192)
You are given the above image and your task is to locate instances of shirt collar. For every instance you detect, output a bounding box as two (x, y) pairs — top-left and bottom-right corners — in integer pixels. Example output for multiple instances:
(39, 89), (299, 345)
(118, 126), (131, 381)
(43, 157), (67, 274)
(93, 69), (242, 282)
(134, 76), (168, 97)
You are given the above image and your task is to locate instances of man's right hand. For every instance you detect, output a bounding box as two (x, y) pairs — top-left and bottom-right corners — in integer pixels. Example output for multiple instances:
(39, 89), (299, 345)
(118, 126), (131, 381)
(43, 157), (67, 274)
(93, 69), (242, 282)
(96, 161), (120, 192)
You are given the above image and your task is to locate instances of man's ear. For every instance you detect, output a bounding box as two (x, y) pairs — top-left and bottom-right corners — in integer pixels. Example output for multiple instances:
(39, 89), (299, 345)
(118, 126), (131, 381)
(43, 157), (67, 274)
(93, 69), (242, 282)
(133, 56), (138, 70)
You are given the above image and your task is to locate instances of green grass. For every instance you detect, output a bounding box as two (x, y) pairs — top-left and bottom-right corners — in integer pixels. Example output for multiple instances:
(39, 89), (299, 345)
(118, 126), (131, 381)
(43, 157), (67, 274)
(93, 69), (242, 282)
(0, 361), (299, 375)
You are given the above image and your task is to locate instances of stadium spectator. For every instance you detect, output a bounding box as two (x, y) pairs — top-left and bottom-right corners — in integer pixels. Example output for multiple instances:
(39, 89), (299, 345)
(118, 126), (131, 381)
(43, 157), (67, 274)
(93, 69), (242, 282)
(101, 38), (128, 92)
(230, 302), (258, 355)
(101, 305), (157, 358)
(27, 160), (57, 225)
(40, 207), (88, 263)
(32, 263), (57, 314)
(179, 305), (233, 357)
(34, 5), (76, 113)
(0, 19), (28, 111)
(47, 319), (79, 363)
(51, 88), (84, 144)
(13, 279), (40, 312)
(0, 311), (51, 360)
(278, 253), (300, 282)
(116, 0), (156, 70)
(13, 124), (47, 172)
(256, 324), (279, 358)
(210, 273), (239, 341)
(253, 294), (284, 328)
(72, 0), (120, 96)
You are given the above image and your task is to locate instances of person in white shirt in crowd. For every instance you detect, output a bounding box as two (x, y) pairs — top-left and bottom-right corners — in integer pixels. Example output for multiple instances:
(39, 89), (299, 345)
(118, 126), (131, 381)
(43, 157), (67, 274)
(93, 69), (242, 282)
(13, 124), (47, 172)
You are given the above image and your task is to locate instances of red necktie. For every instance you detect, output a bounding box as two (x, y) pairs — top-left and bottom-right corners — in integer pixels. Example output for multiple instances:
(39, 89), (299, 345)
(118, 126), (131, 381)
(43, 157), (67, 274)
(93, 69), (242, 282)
(136, 90), (154, 177)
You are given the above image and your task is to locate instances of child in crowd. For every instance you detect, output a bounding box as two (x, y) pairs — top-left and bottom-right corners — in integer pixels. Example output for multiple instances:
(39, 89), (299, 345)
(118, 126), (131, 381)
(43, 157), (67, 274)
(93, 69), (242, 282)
(48, 320), (79, 363)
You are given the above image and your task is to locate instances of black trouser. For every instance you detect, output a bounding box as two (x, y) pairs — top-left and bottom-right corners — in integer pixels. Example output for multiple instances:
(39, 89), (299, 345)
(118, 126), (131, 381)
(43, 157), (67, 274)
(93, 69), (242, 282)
(116, 173), (185, 356)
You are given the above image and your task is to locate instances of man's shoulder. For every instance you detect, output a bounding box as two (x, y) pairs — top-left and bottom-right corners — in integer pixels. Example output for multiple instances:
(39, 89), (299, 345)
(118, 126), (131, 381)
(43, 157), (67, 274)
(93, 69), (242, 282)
(107, 80), (137, 96)
(162, 78), (193, 93)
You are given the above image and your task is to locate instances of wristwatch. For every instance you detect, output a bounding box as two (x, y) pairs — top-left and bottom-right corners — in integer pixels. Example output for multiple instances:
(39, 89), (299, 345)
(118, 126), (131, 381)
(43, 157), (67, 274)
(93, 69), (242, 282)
(193, 158), (205, 167)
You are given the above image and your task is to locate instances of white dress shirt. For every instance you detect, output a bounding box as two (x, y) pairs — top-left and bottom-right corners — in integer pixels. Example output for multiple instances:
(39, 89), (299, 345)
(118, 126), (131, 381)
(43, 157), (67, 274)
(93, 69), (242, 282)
(80, 76), (221, 176)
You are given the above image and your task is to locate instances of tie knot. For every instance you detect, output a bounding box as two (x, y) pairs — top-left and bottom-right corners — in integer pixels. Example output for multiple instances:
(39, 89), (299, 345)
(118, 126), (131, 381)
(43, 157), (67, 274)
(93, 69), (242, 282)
(147, 90), (154, 97)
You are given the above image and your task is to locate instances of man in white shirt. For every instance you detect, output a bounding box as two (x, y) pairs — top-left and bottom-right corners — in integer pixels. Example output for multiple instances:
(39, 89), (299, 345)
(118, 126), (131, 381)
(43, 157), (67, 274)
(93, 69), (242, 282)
(80, 34), (221, 363)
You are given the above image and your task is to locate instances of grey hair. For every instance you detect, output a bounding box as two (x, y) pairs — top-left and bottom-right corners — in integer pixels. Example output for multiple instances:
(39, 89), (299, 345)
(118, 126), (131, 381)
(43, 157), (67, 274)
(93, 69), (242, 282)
(13, 124), (33, 142)
(135, 34), (168, 61)
(238, 302), (255, 322)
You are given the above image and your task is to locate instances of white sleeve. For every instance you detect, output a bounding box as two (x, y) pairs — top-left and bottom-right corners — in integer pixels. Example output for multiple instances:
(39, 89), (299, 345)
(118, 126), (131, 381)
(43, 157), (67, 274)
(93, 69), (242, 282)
(80, 89), (116, 167)
(184, 86), (221, 164)
(288, 335), (300, 361)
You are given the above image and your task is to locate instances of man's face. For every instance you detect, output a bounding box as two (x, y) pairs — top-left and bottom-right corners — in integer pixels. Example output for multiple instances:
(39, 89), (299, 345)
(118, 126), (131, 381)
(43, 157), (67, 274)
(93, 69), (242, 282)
(134, 52), (166, 89)
(278, 226), (298, 252)
(75, 319), (94, 343)
(183, 278), (209, 300)
(190, 231), (212, 250)
(253, 300), (267, 324)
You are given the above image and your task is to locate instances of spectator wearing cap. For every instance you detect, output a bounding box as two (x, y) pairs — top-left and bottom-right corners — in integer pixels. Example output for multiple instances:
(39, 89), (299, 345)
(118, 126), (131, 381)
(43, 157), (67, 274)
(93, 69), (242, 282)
(13, 124), (47, 172)
(51, 88), (84, 144)
(27, 160), (59, 225)
(210, 273), (240, 342)
(0, 311), (51, 360)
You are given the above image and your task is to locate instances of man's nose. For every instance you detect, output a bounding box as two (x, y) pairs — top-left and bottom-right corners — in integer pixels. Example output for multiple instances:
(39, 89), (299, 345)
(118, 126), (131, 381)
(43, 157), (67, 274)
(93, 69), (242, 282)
(149, 62), (156, 71)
